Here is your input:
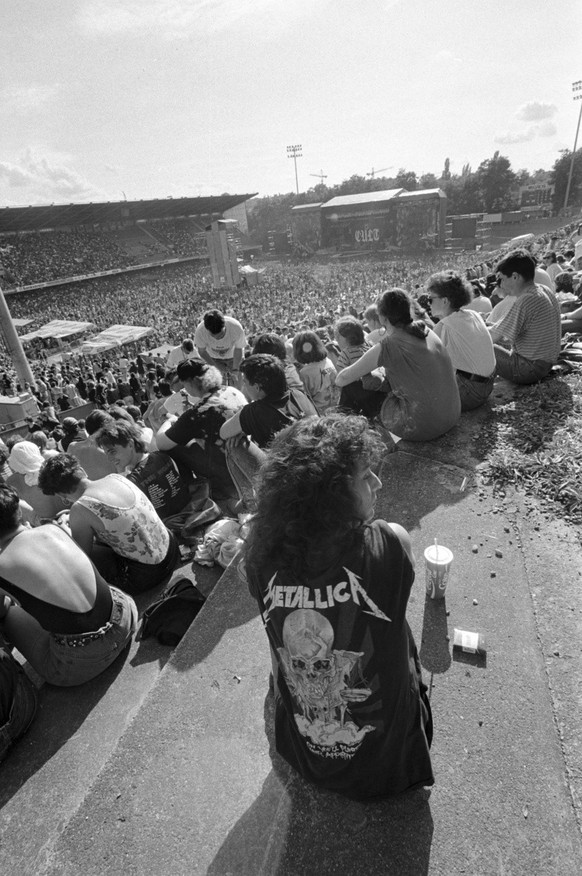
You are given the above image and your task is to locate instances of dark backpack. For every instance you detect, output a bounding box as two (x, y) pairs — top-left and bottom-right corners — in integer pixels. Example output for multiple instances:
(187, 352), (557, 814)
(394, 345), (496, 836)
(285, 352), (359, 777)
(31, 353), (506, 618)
(139, 578), (206, 647)
(0, 646), (38, 762)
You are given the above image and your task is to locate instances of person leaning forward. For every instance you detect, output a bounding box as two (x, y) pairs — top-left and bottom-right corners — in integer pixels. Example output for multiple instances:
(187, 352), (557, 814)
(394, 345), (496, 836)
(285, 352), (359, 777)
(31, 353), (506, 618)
(38, 454), (179, 594)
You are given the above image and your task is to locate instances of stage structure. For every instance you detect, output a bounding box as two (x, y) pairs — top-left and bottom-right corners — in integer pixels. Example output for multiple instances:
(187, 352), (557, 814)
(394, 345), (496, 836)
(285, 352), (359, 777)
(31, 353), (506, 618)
(206, 219), (240, 288)
(305, 188), (447, 252)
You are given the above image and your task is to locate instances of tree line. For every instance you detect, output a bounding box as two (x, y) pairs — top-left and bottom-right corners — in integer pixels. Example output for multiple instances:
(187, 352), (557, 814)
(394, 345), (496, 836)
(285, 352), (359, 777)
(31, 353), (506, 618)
(248, 148), (582, 245)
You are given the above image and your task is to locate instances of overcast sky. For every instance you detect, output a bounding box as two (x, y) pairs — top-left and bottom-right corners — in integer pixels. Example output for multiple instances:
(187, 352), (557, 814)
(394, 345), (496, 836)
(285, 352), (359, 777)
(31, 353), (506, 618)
(1, 0), (580, 206)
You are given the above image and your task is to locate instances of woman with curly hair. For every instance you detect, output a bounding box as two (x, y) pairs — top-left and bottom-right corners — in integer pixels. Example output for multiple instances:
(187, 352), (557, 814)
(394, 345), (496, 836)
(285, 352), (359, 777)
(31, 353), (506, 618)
(335, 289), (460, 441)
(242, 414), (434, 799)
(292, 330), (338, 414)
(427, 271), (496, 411)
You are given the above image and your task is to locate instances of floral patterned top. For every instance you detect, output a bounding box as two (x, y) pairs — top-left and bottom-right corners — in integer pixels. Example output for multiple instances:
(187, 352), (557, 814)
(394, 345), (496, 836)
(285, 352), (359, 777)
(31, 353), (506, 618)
(76, 474), (170, 565)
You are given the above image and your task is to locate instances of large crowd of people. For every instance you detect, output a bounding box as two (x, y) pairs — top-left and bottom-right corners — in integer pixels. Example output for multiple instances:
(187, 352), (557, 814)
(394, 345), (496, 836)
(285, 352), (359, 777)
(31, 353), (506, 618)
(0, 217), (581, 796)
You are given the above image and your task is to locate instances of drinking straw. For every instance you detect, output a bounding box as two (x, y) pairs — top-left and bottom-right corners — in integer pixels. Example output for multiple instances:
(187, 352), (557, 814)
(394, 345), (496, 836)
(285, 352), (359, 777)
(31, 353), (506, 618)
(434, 538), (438, 561)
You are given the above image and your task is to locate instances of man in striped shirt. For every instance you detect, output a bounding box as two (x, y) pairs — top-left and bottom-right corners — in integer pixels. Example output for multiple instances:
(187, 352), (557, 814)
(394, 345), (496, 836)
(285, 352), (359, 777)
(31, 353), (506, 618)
(488, 250), (561, 385)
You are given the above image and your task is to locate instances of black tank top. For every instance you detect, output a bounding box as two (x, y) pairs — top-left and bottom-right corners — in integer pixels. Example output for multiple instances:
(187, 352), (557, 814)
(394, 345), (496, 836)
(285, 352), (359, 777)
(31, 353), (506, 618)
(0, 572), (113, 635)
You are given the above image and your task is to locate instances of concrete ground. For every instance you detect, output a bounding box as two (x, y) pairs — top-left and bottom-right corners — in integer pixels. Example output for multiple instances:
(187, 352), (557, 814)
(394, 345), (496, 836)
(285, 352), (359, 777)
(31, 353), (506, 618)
(1, 379), (582, 875)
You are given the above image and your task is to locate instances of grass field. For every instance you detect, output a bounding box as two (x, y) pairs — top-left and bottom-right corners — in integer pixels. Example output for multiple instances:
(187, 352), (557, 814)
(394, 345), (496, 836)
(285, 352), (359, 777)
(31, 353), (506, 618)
(481, 369), (582, 529)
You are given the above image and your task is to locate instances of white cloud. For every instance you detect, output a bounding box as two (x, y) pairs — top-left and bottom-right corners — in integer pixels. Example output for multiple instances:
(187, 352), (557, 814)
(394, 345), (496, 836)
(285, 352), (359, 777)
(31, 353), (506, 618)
(1, 84), (58, 113)
(0, 150), (106, 206)
(495, 130), (535, 145)
(495, 119), (558, 145)
(433, 49), (462, 65)
(516, 101), (557, 122)
(77, 0), (314, 40)
(536, 120), (557, 137)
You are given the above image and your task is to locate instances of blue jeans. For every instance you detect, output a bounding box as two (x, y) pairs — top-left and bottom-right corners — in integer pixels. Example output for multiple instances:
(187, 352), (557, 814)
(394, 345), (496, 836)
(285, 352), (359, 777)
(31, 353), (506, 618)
(224, 441), (267, 508)
(2, 587), (138, 687)
(456, 371), (495, 411)
(493, 346), (552, 385)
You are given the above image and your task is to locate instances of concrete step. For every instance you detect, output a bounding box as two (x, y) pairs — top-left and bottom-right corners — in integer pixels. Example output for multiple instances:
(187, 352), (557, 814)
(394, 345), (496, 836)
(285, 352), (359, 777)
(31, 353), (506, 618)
(2, 417), (582, 874)
(0, 559), (222, 876)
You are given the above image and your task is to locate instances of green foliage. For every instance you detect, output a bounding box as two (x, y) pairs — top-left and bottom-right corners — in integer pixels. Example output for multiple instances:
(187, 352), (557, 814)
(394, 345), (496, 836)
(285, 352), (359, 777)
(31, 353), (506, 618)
(394, 169), (417, 191)
(475, 151), (517, 212)
(418, 173), (439, 189)
(550, 148), (582, 212)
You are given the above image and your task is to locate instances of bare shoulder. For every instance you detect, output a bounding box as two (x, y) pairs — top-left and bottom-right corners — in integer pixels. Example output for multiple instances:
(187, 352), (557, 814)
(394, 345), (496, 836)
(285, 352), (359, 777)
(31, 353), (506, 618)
(386, 522), (415, 569)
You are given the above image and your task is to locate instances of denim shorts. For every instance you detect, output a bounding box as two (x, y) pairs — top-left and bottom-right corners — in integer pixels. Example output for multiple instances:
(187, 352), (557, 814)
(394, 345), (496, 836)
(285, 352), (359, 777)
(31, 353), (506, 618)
(44, 587), (138, 687)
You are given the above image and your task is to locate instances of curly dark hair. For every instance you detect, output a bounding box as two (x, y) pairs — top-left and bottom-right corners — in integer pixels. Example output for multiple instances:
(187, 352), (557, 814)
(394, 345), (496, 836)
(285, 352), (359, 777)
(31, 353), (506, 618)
(203, 309), (225, 335)
(38, 453), (85, 496)
(240, 354), (287, 397)
(426, 271), (472, 311)
(243, 413), (385, 582)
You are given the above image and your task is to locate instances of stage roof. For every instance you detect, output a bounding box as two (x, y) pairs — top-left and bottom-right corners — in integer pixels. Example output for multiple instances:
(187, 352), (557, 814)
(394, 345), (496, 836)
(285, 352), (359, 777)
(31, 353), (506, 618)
(0, 194), (257, 235)
(321, 189), (404, 210)
(320, 188), (446, 212)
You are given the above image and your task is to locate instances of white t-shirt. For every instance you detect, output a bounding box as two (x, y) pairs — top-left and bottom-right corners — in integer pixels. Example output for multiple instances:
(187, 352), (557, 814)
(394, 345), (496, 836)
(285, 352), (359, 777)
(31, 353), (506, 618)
(166, 346), (199, 370)
(434, 309), (496, 377)
(194, 317), (246, 360)
(535, 266), (554, 293)
(487, 296), (516, 327)
(464, 296), (492, 316)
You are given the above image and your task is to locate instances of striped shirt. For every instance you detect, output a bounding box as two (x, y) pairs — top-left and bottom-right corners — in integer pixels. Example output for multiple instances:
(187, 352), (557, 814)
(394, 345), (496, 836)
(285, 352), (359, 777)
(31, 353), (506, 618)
(495, 285), (561, 362)
(335, 341), (372, 372)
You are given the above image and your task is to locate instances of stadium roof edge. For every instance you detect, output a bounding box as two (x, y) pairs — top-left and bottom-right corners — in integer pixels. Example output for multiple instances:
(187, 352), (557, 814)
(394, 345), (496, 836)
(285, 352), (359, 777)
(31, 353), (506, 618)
(0, 194), (258, 235)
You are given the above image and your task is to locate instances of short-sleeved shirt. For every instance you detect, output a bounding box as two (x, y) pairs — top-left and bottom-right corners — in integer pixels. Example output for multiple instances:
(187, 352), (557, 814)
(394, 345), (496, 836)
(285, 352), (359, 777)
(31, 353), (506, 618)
(434, 309), (496, 377)
(165, 387), (246, 447)
(298, 358), (338, 414)
(239, 389), (315, 448)
(127, 452), (192, 519)
(245, 520), (434, 799)
(335, 341), (372, 372)
(494, 285), (561, 362)
(194, 317), (246, 360)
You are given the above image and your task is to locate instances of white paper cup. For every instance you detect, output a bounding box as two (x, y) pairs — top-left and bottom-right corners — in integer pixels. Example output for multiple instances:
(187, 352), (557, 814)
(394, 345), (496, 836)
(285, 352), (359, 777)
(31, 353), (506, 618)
(424, 544), (453, 599)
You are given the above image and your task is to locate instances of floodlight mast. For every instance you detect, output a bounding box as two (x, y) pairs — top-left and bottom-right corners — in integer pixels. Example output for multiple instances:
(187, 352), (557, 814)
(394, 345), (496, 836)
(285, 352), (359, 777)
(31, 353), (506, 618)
(0, 284), (36, 390)
(287, 144), (302, 195)
(564, 80), (582, 212)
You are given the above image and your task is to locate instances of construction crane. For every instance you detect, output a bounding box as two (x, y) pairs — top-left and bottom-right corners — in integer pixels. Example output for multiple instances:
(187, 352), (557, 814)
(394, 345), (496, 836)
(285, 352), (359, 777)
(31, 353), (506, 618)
(309, 169), (328, 184)
(366, 166), (393, 178)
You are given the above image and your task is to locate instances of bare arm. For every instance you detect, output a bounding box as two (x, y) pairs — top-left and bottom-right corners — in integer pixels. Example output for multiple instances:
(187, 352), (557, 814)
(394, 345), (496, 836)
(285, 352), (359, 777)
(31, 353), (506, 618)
(155, 418), (178, 451)
(563, 305), (582, 321)
(69, 505), (97, 557)
(334, 344), (381, 387)
(219, 411), (243, 440)
(197, 347), (215, 368)
(387, 522), (415, 569)
(232, 348), (243, 370)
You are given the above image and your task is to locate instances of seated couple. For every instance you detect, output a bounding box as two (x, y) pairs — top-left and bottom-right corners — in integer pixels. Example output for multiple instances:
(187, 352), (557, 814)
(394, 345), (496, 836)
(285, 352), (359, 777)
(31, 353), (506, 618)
(157, 357), (317, 510)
